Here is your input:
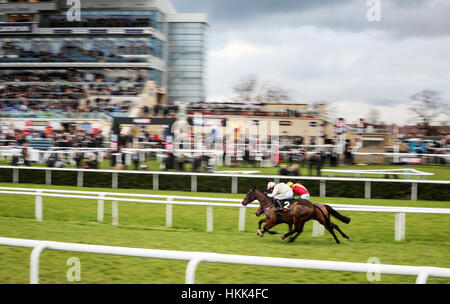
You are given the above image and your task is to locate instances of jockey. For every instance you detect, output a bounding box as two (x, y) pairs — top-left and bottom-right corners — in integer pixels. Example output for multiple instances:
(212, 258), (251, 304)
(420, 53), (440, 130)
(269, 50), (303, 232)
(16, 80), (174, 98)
(267, 181), (294, 212)
(286, 181), (310, 200)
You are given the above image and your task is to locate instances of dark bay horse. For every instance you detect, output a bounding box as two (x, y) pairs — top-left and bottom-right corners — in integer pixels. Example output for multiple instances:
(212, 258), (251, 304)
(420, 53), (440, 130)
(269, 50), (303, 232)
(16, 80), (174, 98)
(241, 188), (351, 244)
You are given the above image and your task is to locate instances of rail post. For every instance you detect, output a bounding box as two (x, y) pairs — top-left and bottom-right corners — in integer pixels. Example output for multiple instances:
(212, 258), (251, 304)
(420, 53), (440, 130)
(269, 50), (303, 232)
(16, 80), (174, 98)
(206, 206), (213, 232)
(365, 181), (371, 199)
(238, 207), (246, 232)
(112, 172), (118, 189)
(112, 200), (119, 226)
(97, 193), (105, 223)
(395, 212), (406, 241)
(231, 176), (238, 194)
(191, 175), (197, 192)
(185, 256), (203, 284)
(320, 180), (326, 197)
(166, 197), (173, 227)
(13, 167), (19, 183)
(35, 190), (43, 222)
(416, 270), (430, 284)
(411, 183), (418, 201)
(30, 244), (47, 284)
(77, 170), (84, 187)
(312, 220), (324, 237)
(153, 174), (159, 190)
(45, 169), (51, 185)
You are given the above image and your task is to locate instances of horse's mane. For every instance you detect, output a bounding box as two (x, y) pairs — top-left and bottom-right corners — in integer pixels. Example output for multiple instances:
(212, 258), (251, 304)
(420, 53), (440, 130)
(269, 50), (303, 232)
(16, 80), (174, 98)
(251, 188), (273, 205)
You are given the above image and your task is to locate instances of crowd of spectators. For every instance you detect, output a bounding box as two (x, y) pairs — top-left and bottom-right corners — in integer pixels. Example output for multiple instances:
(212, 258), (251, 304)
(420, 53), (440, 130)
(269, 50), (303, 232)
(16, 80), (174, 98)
(1, 70), (145, 84)
(0, 42), (146, 63)
(84, 98), (133, 114)
(3, 125), (105, 168)
(41, 14), (157, 29)
(185, 102), (317, 118)
(88, 83), (144, 96)
(0, 69), (146, 113)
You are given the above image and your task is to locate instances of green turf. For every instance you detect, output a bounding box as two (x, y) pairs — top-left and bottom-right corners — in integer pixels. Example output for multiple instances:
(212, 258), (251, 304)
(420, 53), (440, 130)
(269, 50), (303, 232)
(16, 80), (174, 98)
(0, 182), (449, 284)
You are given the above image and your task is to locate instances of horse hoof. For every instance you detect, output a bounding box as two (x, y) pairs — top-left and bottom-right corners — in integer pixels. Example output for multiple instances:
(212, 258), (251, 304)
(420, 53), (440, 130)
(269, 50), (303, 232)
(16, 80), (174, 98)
(280, 236), (285, 241)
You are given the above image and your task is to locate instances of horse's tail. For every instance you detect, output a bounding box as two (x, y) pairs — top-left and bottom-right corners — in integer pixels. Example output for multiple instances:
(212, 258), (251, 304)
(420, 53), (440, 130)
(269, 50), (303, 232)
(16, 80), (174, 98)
(325, 205), (351, 224)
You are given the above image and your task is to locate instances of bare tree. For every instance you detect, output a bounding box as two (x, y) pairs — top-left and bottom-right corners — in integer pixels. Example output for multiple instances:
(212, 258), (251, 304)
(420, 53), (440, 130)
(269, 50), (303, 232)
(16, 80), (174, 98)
(366, 108), (381, 124)
(409, 89), (447, 135)
(233, 74), (290, 104)
(233, 74), (258, 103)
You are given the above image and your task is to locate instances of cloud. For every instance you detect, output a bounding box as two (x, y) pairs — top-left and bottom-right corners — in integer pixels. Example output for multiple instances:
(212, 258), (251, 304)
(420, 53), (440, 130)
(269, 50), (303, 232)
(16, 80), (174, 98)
(172, 0), (450, 38)
(170, 0), (450, 125)
(209, 40), (272, 61)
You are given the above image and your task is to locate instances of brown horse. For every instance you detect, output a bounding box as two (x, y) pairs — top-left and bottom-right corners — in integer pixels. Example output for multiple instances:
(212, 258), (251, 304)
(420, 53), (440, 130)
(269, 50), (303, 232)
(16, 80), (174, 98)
(241, 188), (351, 243)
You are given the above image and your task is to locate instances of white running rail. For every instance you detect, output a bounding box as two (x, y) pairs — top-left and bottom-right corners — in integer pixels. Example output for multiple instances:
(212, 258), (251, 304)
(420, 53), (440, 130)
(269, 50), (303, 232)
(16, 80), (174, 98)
(0, 165), (449, 200)
(0, 237), (449, 284)
(0, 187), (449, 241)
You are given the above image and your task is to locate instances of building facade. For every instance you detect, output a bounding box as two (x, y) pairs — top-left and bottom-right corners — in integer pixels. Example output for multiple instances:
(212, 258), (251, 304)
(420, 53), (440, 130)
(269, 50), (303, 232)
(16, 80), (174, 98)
(0, 0), (208, 106)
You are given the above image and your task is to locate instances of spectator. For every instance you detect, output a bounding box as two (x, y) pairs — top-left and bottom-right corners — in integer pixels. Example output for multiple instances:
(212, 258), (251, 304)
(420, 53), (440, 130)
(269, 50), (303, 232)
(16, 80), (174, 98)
(46, 155), (56, 167)
(344, 147), (353, 165)
(74, 151), (83, 168)
(279, 164), (289, 175)
(330, 148), (338, 167)
(287, 165), (300, 176)
(86, 153), (98, 169)
(132, 151), (140, 170)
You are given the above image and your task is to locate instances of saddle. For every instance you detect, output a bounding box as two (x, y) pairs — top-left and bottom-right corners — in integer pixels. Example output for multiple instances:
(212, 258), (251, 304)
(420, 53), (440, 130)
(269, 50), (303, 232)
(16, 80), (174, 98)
(273, 197), (295, 212)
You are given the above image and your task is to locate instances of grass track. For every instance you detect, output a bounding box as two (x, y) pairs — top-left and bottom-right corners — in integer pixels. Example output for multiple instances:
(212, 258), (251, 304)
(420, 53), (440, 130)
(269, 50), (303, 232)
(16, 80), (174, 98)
(0, 182), (449, 284)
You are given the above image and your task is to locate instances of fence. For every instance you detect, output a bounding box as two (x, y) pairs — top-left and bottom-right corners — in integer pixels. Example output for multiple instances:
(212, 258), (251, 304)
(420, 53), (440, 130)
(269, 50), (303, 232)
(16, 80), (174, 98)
(1, 166), (449, 201)
(1, 186), (449, 241)
(0, 237), (449, 284)
(321, 168), (434, 179)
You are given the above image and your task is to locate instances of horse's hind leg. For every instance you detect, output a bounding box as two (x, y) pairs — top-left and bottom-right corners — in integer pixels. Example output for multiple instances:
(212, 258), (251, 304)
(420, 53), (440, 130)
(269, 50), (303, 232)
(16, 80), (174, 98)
(332, 223), (350, 240)
(326, 224), (340, 244)
(315, 209), (341, 244)
(280, 229), (296, 240)
(288, 220), (305, 243)
(280, 223), (294, 240)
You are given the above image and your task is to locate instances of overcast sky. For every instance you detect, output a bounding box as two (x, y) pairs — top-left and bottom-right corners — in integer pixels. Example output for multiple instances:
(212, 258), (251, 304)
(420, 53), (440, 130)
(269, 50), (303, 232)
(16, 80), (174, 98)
(171, 0), (450, 125)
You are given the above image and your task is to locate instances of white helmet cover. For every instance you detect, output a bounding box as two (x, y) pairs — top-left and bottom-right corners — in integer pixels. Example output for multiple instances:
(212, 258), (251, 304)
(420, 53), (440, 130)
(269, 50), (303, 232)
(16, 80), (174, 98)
(267, 182), (276, 190)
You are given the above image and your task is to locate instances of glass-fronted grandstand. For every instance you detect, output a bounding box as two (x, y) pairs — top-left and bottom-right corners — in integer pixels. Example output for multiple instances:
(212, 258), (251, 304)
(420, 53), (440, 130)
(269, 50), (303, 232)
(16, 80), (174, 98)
(0, 0), (209, 118)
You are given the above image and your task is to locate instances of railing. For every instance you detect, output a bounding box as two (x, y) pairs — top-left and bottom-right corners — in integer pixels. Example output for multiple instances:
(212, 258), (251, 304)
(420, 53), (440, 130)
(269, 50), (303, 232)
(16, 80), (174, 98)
(0, 166), (449, 201)
(0, 187), (449, 241)
(0, 237), (449, 284)
(321, 168), (434, 179)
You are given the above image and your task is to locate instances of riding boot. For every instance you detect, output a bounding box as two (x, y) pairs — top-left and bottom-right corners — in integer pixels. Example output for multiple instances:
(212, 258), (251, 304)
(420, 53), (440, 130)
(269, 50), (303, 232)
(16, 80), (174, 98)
(274, 199), (283, 211)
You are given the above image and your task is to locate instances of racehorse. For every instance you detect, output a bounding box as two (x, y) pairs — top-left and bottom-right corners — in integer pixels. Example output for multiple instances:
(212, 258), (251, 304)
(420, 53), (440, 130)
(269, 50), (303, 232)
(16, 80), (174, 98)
(241, 188), (351, 244)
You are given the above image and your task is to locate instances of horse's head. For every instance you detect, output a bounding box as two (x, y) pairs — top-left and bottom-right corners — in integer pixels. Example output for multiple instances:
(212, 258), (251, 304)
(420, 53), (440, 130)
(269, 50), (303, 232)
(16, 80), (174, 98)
(241, 187), (257, 206)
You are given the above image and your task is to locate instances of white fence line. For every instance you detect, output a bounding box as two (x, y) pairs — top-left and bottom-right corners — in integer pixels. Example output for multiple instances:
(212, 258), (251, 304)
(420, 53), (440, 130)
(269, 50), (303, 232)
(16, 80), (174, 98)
(1, 165), (449, 200)
(0, 237), (449, 284)
(0, 187), (449, 241)
(322, 168), (434, 177)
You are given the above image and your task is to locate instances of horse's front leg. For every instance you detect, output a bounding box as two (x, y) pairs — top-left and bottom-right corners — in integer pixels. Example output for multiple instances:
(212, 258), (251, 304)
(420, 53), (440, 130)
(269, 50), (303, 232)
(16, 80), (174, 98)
(255, 206), (264, 217)
(257, 218), (267, 236)
(260, 218), (278, 236)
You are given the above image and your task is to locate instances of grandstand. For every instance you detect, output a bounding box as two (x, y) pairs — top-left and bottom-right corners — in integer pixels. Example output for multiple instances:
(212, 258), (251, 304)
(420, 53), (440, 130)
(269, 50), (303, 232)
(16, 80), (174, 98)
(0, 0), (208, 137)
